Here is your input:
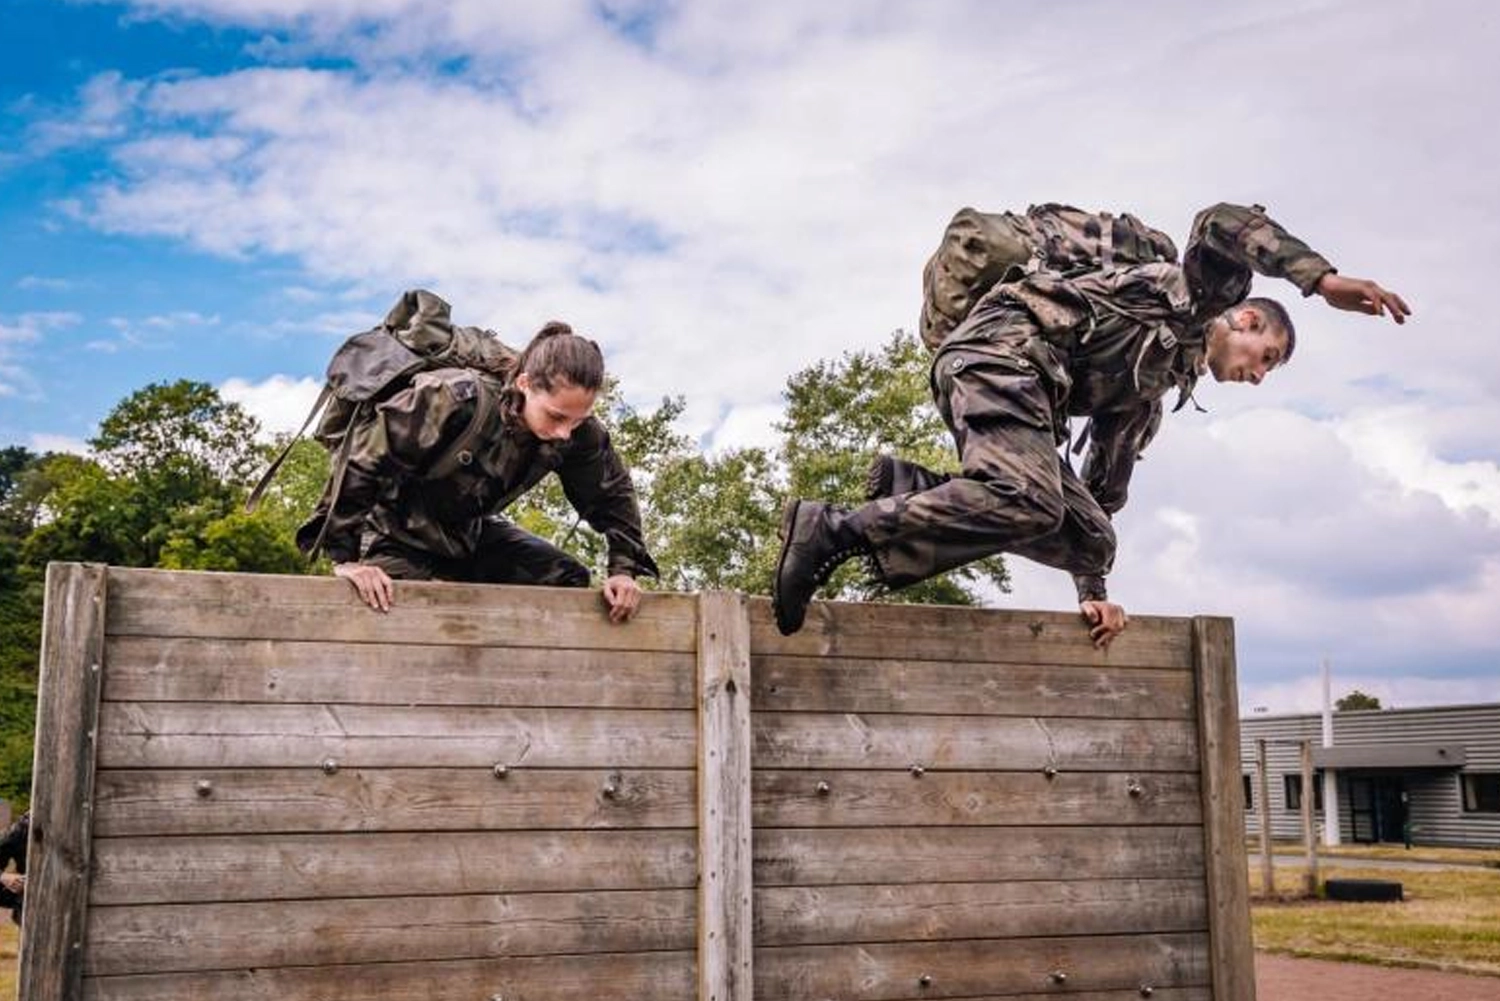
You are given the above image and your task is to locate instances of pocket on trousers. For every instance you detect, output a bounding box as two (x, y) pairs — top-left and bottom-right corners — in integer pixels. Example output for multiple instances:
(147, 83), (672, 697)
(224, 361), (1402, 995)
(938, 350), (1054, 431)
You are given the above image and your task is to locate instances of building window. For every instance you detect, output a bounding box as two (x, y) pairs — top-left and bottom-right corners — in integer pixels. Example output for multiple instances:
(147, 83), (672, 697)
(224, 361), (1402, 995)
(1461, 774), (1500, 813)
(1243, 774), (1253, 810)
(1284, 774), (1324, 812)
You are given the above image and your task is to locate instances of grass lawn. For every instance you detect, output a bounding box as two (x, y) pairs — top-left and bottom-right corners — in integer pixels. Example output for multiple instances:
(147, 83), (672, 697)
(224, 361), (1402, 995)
(1251, 840), (1500, 868)
(1252, 863), (1500, 976)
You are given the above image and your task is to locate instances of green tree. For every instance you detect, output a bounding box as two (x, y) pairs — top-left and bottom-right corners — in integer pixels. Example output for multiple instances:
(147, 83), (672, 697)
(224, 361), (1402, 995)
(92, 379), (263, 489)
(159, 508), (306, 574)
(1336, 690), (1383, 711)
(649, 447), (781, 593)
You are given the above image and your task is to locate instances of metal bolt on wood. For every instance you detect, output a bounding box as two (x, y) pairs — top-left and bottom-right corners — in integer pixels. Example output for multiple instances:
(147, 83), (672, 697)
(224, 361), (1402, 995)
(492, 763), (509, 779)
(1043, 765), (1058, 779)
(194, 780), (212, 798)
(1127, 780), (1144, 798)
(1049, 971), (1068, 985)
(1139, 987), (1155, 998)
(815, 780), (830, 797)
(917, 973), (932, 988)
(602, 782), (619, 799)
(909, 764), (925, 778)
(320, 758), (339, 775)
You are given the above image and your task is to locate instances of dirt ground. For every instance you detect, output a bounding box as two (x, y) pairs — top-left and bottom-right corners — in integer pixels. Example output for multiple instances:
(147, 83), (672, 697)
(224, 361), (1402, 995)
(1257, 952), (1500, 1000)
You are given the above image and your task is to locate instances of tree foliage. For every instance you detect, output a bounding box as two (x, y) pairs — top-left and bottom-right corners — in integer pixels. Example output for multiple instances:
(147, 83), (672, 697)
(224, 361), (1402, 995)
(1336, 690), (1383, 711)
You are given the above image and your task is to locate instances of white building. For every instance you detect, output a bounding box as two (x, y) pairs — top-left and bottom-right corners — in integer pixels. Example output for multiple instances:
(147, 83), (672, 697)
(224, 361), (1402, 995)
(1238, 703), (1500, 847)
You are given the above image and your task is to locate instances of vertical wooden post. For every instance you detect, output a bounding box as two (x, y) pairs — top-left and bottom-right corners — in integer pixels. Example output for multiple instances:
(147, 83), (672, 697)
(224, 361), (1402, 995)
(1256, 739), (1273, 896)
(1300, 740), (1318, 897)
(19, 563), (109, 1001)
(696, 591), (752, 1001)
(1192, 616), (1256, 1001)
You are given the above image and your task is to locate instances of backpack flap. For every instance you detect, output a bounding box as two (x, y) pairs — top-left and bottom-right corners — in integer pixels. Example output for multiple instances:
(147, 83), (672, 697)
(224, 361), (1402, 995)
(325, 328), (429, 403)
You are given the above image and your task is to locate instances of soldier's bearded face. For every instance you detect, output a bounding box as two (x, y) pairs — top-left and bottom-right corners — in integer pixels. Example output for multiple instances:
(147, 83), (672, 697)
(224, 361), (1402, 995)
(516, 374), (597, 441)
(1205, 312), (1288, 386)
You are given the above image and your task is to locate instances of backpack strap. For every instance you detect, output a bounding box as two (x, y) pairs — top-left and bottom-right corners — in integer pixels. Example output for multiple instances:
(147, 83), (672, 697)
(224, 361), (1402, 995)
(244, 383), (333, 513)
(302, 399), (366, 560)
(423, 377), (500, 482)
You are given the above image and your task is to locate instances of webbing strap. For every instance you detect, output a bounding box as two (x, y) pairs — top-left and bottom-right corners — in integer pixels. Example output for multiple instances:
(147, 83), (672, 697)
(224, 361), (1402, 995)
(423, 380), (499, 482)
(244, 383), (333, 513)
(1098, 211), (1115, 270)
(304, 400), (365, 560)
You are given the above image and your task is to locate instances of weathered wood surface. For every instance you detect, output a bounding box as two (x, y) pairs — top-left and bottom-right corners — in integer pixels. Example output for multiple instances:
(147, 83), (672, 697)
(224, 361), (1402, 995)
(752, 826), (1205, 886)
(748, 597), (1194, 668)
(754, 932), (1210, 999)
(697, 591), (753, 1001)
(94, 767), (697, 836)
(1192, 615), (1255, 1001)
(20, 563), (108, 1001)
(752, 655), (1195, 718)
(752, 770), (1201, 827)
(82, 950), (697, 1001)
(91, 830), (697, 905)
(97, 702), (696, 769)
(84, 879), (1208, 978)
(753, 713), (1200, 772)
(104, 635), (696, 708)
(753, 878), (1207, 946)
(104, 567), (698, 651)
(86, 889), (696, 976)
(94, 767), (1199, 837)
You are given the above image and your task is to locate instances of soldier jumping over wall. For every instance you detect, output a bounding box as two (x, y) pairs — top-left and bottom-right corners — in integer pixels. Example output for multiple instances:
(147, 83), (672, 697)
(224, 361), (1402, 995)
(771, 202), (1409, 643)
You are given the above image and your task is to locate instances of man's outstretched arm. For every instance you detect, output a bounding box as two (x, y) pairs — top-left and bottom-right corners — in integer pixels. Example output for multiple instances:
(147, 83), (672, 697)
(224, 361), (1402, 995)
(1185, 202), (1411, 323)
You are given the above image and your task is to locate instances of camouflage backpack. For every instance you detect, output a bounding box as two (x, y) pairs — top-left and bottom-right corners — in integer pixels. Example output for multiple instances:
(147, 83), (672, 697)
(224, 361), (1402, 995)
(919, 203), (1180, 350)
(246, 289), (518, 554)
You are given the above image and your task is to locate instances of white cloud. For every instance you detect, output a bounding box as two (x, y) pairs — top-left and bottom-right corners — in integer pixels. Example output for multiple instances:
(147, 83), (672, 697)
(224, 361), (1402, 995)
(219, 373), (325, 437)
(28, 433), (91, 456)
(16, 276), (75, 292)
(0, 312), (82, 398)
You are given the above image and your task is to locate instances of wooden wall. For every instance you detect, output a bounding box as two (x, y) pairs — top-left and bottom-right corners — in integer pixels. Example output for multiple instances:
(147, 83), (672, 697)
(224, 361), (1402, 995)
(21, 565), (1251, 1001)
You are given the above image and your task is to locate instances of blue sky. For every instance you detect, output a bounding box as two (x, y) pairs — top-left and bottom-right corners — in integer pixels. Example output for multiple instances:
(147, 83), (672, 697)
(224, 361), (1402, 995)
(4, 0), (1498, 710)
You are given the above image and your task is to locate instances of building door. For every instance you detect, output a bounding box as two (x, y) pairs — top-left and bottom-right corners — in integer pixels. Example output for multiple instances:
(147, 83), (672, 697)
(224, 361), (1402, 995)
(1348, 775), (1408, 843)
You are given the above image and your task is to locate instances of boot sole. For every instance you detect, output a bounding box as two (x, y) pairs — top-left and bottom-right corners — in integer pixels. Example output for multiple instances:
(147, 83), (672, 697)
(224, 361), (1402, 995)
(771, 499), (805, 635)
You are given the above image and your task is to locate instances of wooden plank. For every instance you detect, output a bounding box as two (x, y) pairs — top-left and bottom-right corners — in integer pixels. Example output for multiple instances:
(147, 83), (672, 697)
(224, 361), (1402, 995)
(748, 596), (1193, 668)
(19, 563), (108, 1001)
(753, 826), (1205, 886)
(1192, 616), (1254, 1001)
(754, 878), (1207, 946)
(90, 830), (697, 905)
(96, 702), (695, 769)
(754, 932), (1210, 1000)
(104, 635), (696, 708)
(753, 713), (1199, 772)
(94, 767), (696, 837)
(697, 591), (752, 1001)
(85, 889), (695, 976)
(103, 567), (698, 652)
(753, 654), (1195, 718)
(82, 950), (696, 1001)
(752, 770), (1201, 827)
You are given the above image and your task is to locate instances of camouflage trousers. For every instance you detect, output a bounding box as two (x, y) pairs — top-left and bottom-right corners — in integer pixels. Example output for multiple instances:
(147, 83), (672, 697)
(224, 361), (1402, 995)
(360, 517), (591, 588)
(858, 340), (1115, 598)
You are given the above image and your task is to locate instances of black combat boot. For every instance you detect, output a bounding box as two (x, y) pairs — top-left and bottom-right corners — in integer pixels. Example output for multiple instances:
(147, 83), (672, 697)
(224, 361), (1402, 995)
(864, 454), (951, 501)
(772, 499), (875, 635)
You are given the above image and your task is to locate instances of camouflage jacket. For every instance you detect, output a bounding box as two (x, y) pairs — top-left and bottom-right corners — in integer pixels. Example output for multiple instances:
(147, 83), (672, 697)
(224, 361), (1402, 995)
(297, 368), (658, 578)
(941, 203), (1335, 598)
